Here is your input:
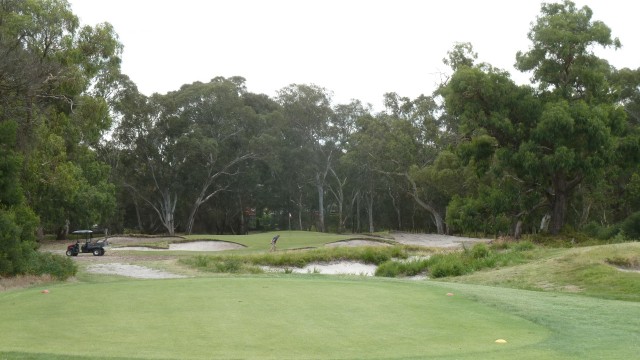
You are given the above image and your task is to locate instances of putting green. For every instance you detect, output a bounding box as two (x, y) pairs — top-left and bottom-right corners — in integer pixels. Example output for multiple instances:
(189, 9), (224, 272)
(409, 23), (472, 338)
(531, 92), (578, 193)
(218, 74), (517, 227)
(0, 277), (550, 359)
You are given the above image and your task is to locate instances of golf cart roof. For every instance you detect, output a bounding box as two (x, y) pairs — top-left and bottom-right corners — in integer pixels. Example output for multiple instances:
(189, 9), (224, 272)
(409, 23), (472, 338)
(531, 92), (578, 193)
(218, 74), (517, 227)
(71, 230), (93, 234)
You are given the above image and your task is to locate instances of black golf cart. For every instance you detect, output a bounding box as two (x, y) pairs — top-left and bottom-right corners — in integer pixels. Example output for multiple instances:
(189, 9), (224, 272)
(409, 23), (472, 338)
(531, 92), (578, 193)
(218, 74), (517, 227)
(65, 230), (108, 256)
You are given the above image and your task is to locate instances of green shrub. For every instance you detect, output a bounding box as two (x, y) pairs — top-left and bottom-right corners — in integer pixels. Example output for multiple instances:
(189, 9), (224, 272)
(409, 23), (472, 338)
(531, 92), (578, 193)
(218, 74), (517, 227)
(470, 243), (490, 259)
(214, 258), (242, 273)
(427, 254), (468, 278)
(361, 248), (391, 265)
(512, 240), (535, 251)
(583, 221), (621, 240)
(430, 259), (467, 278)
(27, 252), (77, 280)
(375, 261), (401, 277)
(621, 211), (640, 240)
(606, 256), (639, 268)
(375, 259), (429, 277)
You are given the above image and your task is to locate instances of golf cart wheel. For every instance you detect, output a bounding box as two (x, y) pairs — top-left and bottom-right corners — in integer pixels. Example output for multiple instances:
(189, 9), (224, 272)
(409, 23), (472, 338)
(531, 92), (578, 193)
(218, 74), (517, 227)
(65, 250), (73, 256)
(93, 249), (101, 256)
(99, 248), (105, 256)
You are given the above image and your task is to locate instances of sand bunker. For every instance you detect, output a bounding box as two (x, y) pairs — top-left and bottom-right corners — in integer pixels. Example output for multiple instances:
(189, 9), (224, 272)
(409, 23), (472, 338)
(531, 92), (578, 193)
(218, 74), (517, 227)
(263, 261), (378, 276)
(391, 232), (491, 248)
(86, 263), (187, 279)
(325, 240), (391, 247)
(111, 241), (245, 252)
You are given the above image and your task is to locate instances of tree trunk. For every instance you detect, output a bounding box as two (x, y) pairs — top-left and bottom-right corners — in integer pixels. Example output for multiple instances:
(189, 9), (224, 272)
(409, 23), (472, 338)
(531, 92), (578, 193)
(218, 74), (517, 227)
(316, 178), (325, 232)
(404, 173), (445, 234)
(328, 169), (347, 233)
(159, 190), (177, 236)
(185, 202), (200, 235)
(388, 188), (402, 230)
(133, 196), (143, 232)
(546, 172), (583, 235)
(432, 212), (445, 235)
(239, 194), (246, 235)
(355, 195), (361, 232)
(514, 220), (523, 240)
(37, 226), (44, 242)
(297, 189), (303, 230)
(549, 190), (568, 235)
(366, 192), (374, 233)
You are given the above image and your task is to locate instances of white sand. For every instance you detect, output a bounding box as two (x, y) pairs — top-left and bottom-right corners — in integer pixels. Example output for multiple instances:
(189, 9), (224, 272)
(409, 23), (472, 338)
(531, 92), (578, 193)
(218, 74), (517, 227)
(86, 263), (187, 279)
(111, 241), (245, 252)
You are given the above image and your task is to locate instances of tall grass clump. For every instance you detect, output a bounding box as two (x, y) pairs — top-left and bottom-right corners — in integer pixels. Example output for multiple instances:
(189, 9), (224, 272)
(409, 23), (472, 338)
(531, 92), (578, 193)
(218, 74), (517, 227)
(375, 259), (429, 277)
(376, 241), (540, 278)
(429, 255), (467, 277)
(181, 246), (412, 274)
(412, 242), (537, 278)
(182, 255), (261, 274)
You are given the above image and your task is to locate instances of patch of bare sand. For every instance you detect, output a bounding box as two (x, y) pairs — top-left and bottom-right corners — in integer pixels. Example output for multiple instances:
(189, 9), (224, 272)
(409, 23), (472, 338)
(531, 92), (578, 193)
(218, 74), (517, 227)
(262, 262), (378, 276)
(107, 236), (184, 245)
(111, 241), (245, 251)
(324, 240), (391, 247)
(391, 232), (491, 248)
(86, 263), (187, 279)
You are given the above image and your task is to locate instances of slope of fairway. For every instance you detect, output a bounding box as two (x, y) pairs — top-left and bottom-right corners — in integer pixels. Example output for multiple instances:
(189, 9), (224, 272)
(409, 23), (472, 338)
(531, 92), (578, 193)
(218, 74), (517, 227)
(0, 276), (551, 360)
(444, 241), (640, 301)
(428, 281), (640, 359)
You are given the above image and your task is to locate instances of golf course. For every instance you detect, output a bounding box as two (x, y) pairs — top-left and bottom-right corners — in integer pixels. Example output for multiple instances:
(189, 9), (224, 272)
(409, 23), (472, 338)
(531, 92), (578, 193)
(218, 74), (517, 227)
(1, 231), (639, 359)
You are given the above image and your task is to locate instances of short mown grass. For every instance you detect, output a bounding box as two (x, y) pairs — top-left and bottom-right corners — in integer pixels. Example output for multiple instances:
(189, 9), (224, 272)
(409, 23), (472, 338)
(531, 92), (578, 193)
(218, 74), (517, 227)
(1, 276), (639, 359)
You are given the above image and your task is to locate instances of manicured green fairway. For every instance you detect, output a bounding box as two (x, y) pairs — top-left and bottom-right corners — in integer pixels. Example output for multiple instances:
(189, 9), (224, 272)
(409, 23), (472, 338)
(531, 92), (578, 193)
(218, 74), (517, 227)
(0, 275), (638, 359)
(1, 276), (544, 360)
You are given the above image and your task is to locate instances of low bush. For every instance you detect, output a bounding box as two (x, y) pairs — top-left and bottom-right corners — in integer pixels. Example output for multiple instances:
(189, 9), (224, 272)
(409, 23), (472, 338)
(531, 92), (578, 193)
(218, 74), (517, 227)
(583, 221), (621, 241)
(429, 255), (468, 278)
(421, 241), (538, 278)
(511, 240), (536, 251)
(470, 243), (490, 259)
(375, 259), (429, 277)
(621, 211), (640, 240)
(26, 252), (77, 280)
(182, 255), (261, 274)
(606, 256), (639, 268)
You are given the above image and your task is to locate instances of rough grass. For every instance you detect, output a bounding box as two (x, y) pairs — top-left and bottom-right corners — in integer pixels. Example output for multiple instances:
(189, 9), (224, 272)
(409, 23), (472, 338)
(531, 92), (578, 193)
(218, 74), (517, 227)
(445, 242), (640, 302)
(376, 241), (540, 278)
(180, 245), (414, 273)
(0, 274), (56, 292)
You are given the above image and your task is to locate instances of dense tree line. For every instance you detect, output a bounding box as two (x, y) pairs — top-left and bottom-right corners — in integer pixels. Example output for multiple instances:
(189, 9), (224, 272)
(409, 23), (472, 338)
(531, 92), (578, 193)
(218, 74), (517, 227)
(2, 0), (640, 276)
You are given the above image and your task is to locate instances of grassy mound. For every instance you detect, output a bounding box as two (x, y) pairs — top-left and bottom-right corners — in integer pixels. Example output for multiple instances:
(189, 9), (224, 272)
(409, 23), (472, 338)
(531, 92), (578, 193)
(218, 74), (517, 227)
(445, 242), (640, 301)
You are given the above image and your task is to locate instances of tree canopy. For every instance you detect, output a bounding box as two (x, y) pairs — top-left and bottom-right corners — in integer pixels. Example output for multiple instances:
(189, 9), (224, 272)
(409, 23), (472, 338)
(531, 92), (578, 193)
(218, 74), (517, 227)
(2, 0), (640, 276)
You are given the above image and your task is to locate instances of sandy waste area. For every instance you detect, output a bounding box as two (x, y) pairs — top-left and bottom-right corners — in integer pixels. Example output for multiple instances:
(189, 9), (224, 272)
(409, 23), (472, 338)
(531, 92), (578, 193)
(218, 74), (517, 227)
(54, 233), (488, 279)
(86, 263), (187, 279)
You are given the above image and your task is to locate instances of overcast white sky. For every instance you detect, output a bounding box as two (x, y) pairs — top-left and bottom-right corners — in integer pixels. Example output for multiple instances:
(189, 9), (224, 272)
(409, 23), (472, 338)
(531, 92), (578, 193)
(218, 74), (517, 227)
(69, 0), (639, 110)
